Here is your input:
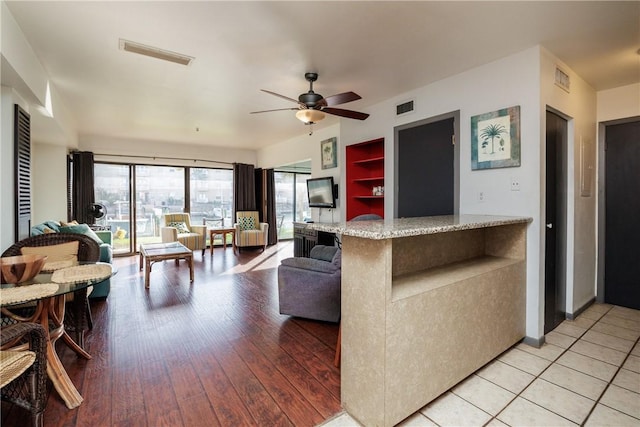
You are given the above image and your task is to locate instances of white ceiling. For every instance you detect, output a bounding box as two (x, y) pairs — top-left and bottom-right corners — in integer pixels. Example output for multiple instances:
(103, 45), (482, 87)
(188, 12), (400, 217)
(5, 1), (639, 151)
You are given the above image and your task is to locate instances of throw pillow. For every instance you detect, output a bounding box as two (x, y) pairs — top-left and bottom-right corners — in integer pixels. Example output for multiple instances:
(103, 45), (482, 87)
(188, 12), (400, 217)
(21, 241), (79, 263)
(43, 226), (56, 234)
(238, 216), (255, 230)
(168, 221), (190, 233)
(59, 224), (103, 244)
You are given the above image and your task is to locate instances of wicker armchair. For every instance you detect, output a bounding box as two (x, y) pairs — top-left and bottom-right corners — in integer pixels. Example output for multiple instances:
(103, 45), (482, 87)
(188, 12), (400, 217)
(0, 322), (47, 427)
(1, 233), (101, 350)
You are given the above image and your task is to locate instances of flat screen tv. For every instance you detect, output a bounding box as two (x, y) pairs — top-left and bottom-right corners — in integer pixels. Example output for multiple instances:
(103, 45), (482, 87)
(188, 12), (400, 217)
(307, 176), (336, 208)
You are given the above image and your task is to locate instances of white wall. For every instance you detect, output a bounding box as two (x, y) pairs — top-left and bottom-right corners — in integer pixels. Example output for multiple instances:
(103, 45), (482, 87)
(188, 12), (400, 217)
(32, 143), (68, 224)
(257, 123), (342, 223)
(597, 83), (640, 122)
(80, 135), (256, 168)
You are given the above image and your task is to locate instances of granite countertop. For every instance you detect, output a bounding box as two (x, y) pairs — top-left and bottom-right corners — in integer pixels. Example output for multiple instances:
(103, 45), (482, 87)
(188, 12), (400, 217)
(303, 214), (532, 240)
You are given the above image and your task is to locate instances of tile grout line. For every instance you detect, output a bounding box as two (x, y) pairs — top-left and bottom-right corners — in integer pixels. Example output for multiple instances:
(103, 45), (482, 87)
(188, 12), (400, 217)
(481, 305), (615, 427)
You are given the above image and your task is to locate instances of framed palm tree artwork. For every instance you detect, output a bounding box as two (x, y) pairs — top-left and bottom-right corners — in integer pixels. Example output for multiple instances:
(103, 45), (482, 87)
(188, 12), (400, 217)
(471, 105), (521, 170)
(321, 137), (338, 169)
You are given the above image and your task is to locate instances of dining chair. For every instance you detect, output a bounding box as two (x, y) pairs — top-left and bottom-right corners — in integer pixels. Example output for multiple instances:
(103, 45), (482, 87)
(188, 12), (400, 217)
(0, 322), (47, 427)
(1, 233), (101, 350)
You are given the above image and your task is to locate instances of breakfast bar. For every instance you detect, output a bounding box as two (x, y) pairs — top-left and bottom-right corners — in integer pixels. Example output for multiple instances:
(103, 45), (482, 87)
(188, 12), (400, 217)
(307, 215), (531, 427)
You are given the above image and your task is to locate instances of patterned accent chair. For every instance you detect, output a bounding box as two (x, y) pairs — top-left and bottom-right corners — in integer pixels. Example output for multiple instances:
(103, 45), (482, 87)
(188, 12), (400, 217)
(160, 213), (207, 256)
(234, 211), (268, 251)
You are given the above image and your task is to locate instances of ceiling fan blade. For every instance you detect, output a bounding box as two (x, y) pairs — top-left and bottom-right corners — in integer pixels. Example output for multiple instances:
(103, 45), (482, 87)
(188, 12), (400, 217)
(319, 91), (362, 107)
(261, 89), (304, 106)
(250, 107), (299, 114)
(322, 107), (369, 120)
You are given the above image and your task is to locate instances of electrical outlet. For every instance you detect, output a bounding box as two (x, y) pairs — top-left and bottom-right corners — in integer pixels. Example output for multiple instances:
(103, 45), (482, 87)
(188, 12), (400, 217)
(478, 191), (485, 202)
(511, 177), (520, 191)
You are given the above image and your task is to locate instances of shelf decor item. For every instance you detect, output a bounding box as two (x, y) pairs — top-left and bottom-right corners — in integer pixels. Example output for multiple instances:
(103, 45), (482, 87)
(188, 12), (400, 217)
(471, 105), (521, 170)
(321, 137), (338, 169)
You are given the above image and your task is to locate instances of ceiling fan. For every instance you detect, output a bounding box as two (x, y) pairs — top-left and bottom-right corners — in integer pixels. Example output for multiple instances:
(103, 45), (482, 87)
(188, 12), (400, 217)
(250, 73), (369, 126)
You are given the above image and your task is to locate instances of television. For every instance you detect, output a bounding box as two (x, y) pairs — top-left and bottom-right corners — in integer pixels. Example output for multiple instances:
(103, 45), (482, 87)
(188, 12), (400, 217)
(306, 176), (336, 208)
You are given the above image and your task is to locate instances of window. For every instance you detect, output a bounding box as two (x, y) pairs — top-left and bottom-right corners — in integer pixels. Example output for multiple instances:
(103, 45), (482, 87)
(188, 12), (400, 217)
(94, 162), (233, 255)
(275, 171), (310, 239)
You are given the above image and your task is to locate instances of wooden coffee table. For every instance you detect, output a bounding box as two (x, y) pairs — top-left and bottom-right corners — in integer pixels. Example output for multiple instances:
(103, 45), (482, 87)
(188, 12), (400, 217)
(139, 242), (193, 288)
(208, 227), (237, 255)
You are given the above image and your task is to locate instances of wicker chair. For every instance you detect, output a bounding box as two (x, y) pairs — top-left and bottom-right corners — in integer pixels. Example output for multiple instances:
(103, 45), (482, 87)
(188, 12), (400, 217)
(0, 322), (47, 427)
(1, 233), (101, 350)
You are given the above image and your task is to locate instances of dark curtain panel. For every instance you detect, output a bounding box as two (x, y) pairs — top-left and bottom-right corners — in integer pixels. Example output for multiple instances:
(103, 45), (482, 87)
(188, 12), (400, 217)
(233, 163), (256, 219)
(71, 151), (95, 223)
(264, 169), (278, 245)
(255, 168), (263, 221)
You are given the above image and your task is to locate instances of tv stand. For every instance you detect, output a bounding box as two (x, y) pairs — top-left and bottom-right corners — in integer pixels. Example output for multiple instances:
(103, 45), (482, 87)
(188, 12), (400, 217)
(293, 223), (335, 257)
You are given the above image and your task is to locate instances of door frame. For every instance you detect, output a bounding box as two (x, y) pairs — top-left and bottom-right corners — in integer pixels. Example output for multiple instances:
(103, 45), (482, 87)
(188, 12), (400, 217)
(393, 110), (460, 218)
(596, 115), (640, 302)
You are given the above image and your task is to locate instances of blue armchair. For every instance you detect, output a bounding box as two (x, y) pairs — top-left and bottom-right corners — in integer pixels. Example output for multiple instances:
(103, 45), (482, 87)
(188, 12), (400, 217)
(30, 221), (112, 299)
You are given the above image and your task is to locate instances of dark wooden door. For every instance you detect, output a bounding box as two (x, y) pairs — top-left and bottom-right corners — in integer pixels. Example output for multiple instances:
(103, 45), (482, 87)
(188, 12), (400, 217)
(605, 121), (640, 309)
(545, 111), (567, 334)
(397, 118), (454, 217)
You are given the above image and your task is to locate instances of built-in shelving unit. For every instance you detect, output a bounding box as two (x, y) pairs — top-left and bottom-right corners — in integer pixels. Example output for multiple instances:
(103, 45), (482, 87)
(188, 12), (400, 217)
(346, 137), (384, 220)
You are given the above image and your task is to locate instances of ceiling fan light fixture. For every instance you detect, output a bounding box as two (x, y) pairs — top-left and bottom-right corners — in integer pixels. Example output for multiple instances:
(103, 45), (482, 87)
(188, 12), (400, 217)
(296, 109), (325, 124)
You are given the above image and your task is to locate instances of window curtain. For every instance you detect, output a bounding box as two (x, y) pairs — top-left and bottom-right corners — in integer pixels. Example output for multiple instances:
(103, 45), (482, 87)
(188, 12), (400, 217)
(264, 169), (278, 245)
(233, 163), (256, 218)
(71, 151), (95, 224)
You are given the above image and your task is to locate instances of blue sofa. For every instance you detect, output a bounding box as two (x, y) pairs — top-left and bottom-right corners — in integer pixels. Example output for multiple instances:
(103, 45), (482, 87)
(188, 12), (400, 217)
(31, 221), (113, 299)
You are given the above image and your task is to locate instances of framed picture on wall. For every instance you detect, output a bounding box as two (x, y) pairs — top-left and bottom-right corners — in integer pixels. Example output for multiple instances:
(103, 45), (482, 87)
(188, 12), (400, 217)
(321, 137), (338, 169)
(471, 105), (521, 170)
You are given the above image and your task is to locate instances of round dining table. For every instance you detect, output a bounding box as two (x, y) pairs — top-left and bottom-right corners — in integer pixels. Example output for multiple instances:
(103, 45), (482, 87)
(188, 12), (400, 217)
(0, 262), (114, 409)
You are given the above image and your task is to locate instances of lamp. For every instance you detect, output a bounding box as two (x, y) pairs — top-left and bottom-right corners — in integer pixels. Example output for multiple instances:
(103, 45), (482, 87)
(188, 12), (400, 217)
(296, 109), (325, 124)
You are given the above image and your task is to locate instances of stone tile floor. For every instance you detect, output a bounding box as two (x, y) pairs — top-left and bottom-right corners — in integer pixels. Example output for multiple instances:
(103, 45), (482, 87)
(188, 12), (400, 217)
(321, 303), (640, 426)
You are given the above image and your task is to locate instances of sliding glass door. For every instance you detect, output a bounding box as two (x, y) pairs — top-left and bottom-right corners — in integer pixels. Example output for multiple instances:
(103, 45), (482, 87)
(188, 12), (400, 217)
(274, 171), (310, 239)
(94, 163), (132, 254)
(94, 162), (232, 255)
(135, 165), (185, 250)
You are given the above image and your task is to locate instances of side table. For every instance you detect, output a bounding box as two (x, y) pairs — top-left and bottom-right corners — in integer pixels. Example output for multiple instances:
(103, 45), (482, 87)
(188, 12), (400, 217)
(208, 227), (237, 256)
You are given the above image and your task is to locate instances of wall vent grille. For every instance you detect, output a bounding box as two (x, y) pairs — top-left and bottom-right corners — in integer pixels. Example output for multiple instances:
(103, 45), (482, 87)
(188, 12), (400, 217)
(119, 39), (194, 66)
(396, 100), (414, 115)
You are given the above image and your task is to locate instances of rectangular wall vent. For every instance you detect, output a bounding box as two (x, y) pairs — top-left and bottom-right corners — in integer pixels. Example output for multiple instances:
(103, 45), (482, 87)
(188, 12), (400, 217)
(555, 66), (570, 92)
(119, 39), (194, 66)
(396, 100), (414, 115)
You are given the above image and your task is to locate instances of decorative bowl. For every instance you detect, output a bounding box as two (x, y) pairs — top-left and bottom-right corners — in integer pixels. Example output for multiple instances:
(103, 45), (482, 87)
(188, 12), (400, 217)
(0, 254), (48, 284)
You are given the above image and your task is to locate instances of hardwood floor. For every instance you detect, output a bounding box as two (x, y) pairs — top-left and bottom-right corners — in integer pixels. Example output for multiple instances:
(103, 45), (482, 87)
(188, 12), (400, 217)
(2, 241), (342, 427)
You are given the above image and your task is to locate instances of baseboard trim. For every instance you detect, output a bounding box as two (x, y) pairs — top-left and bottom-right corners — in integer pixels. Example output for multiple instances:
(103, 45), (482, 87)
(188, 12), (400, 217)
(522, 335), (545, 348)
(566, 297), (596, 320)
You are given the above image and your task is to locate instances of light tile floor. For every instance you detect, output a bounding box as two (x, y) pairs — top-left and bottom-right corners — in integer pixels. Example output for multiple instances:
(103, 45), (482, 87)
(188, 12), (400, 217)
(321, 303), (640, 426)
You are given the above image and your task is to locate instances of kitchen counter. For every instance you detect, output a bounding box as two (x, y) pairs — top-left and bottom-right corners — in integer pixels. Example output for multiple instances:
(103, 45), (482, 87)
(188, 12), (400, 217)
(314, 215), (531, 427)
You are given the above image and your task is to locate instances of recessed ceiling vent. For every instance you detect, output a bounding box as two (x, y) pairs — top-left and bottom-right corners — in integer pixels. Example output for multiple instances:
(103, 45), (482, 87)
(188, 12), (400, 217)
(119, 39), (194, 66)
(396, 100), (414, 116)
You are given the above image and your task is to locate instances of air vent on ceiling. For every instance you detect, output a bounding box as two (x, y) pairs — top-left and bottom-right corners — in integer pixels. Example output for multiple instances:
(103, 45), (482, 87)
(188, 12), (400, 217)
(396, 100), (414, 116)
(119, 39), (194, 66)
